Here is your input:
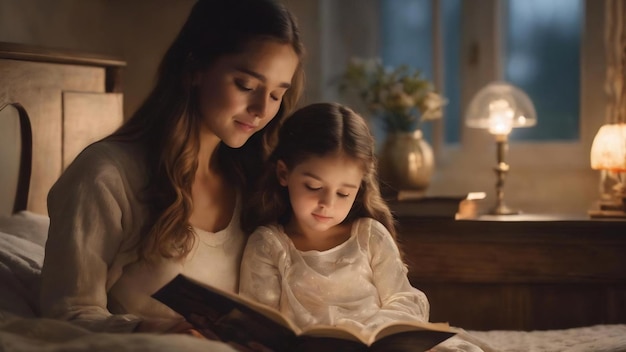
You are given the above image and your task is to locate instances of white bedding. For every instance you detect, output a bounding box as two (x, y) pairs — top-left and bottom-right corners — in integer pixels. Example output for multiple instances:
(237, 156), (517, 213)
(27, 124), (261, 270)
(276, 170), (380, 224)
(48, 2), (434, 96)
(1, 211), (625, 352)
(0, 212), (237, 352)
(467, 325), (626, 352)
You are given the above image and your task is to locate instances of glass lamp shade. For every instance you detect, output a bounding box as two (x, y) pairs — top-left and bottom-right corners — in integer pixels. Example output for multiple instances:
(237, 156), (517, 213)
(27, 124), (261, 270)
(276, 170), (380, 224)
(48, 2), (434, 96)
(465, 81), (537, 135)
(590, 123), (626, 172)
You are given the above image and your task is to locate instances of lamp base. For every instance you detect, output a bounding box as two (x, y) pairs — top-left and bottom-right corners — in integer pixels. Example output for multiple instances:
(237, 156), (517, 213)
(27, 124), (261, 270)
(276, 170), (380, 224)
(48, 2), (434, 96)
(588, 209), (626, 218)
(588, 199), (626, 219)
(489, 203), (520, 216)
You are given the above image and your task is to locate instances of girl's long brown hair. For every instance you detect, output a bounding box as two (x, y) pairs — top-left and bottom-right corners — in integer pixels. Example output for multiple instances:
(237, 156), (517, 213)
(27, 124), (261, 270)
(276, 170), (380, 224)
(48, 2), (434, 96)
(242, 102), (397, 242)
(108, 0), (305, 261)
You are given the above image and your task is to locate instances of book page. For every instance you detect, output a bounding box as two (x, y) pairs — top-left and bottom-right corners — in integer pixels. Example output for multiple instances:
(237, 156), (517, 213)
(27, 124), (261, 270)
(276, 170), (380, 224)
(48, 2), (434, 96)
(300, 324), (367, 344)
(300, 320), (453, 347)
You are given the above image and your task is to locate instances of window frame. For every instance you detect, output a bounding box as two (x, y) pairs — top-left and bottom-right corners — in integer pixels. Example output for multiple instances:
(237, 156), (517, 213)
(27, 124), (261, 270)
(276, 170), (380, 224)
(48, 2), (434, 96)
(424, 0), (604, 214)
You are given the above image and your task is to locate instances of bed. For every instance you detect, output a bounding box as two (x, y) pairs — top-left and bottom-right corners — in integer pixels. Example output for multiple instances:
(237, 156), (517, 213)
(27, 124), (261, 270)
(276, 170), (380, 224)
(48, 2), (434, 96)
(1, 42), (626, 352)
(1, 210), (626, 352)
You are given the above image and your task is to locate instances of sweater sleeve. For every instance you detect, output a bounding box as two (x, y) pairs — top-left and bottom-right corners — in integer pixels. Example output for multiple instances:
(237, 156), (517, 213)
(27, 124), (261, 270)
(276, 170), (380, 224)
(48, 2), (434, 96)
(238, 227), (283, 310)
(40, 144), (141, 332)
(364, 219), (430, 326)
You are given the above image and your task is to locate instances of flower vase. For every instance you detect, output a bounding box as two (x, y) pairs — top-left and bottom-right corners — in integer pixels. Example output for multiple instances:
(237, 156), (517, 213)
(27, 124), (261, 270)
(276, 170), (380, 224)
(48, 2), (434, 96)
(378, 130), (434, 195)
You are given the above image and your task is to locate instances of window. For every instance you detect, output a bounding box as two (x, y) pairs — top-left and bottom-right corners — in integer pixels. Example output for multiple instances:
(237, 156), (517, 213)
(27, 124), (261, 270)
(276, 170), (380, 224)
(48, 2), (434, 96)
(379, 0), (583, 144)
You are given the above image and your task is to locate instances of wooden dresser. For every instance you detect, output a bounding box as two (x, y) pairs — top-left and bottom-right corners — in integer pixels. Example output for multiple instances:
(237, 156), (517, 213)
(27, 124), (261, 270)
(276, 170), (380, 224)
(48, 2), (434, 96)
(0, 42), (125, 215)
(396, 213), (626, 331)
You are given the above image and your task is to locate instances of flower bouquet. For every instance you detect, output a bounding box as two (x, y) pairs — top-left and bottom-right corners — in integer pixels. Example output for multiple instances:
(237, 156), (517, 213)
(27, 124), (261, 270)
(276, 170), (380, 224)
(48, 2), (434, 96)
(339, 57), (446, 132)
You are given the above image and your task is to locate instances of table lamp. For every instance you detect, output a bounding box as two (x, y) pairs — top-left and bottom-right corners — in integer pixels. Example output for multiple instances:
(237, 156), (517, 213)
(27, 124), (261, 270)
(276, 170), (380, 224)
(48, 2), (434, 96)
(589, 123), (626, 217)
(465, 81), (537, 215)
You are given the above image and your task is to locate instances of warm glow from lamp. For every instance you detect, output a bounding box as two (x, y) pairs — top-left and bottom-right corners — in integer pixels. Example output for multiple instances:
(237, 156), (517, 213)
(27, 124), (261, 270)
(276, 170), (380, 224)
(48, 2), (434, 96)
(466, 81), (537, 137)
(487, 99), (515, 135)
(590, 123), (626, 172)
(465, 81), (537, 215)
(589, 123), (626, 217)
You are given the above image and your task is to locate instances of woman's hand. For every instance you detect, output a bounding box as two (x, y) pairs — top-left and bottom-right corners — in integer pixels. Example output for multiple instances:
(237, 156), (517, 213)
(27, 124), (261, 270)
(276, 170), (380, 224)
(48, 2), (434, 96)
(134, 318), (216, 339)
(135, 318), (274, 351)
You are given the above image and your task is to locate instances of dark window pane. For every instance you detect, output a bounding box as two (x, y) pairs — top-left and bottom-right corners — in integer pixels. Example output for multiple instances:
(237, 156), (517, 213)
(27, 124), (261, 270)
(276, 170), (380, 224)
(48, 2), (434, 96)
(380, 0), (434, 143)
(381, 0), (433, 72)
(380, 0), (463, 144)
(442, 0), (462, 144)
(504, 0), (582, 141)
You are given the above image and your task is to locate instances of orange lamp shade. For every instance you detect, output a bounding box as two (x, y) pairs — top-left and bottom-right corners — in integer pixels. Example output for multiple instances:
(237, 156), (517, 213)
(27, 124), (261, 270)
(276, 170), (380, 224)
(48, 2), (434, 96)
(590, 123), (626, 172)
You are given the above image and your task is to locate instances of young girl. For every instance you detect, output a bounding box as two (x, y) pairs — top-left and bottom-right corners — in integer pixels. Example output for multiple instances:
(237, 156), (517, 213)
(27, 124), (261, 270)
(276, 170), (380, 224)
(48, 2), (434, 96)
(239, 102), (429, 337)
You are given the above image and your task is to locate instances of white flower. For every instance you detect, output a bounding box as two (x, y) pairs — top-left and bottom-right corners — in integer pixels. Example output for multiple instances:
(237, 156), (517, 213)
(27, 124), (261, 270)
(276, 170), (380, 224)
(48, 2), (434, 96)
(362, 57), (381, 72)
(420, 92), (447, 121)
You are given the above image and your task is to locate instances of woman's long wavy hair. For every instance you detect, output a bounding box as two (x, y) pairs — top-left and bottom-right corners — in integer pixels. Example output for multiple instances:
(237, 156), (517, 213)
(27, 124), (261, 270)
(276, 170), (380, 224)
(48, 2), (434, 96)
(242, 102), (398, 242)
(107, 0), (305, 261)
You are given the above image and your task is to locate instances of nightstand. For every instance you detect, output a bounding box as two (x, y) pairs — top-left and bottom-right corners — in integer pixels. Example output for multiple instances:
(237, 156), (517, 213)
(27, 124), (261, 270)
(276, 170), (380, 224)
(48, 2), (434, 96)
(394, 213), (626, 331)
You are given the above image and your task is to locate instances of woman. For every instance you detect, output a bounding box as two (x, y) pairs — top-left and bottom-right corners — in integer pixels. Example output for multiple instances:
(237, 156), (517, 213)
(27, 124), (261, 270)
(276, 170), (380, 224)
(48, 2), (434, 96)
(40, 0), (305, 334)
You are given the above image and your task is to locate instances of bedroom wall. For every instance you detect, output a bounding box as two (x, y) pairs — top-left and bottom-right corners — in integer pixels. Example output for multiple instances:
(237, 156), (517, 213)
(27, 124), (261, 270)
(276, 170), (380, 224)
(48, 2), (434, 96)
(0, 0), (195, 119)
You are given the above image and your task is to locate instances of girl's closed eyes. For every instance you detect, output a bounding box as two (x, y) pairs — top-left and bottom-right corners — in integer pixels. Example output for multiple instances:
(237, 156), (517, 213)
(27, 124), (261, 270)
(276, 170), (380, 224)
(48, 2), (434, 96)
(304, 184), (321, 191)
(304, 184), (351, 198)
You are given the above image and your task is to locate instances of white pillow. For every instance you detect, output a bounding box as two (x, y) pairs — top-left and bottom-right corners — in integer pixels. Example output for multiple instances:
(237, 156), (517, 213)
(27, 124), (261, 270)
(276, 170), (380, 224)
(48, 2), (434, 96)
(0, 211), (48, 318)
(0, 211), (50, 247)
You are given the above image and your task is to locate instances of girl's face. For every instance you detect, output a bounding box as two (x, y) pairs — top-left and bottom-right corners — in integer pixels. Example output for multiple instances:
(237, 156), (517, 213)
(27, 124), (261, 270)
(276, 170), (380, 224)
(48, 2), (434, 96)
(194, 39), (299, 148)
(278, 153), (365, 237)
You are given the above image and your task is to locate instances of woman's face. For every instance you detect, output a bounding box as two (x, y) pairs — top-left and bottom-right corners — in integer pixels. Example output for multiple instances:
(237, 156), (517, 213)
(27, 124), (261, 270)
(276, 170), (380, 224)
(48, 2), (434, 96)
(194, 40), (299, 148)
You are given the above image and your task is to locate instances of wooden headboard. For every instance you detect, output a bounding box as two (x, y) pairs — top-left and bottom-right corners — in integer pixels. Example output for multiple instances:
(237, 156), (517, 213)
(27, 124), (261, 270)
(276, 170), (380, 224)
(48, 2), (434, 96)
(0, 42), (126, 215)
(0, 103), (32, 215)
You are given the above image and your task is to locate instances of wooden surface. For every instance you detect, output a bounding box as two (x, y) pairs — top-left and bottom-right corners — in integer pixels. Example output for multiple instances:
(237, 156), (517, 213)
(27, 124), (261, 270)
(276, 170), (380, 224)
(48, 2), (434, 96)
(0, 42), (126, 93)
(62, 92), (123, 168)
(396, 214), (626, 331)
(0, 42), (125, 214)
(0, 103), (32, 215)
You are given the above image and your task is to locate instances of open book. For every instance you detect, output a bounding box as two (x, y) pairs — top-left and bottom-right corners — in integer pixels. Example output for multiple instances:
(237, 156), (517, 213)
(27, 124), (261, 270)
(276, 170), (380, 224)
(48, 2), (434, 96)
(152, 274), (455, 352)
